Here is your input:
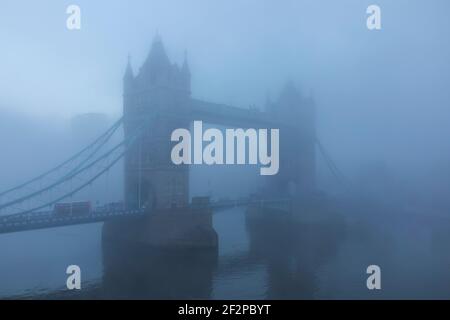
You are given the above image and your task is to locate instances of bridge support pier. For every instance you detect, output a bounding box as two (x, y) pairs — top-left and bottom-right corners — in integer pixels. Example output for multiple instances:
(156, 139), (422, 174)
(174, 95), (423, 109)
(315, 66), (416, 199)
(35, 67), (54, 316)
(102, 207), (218, 250)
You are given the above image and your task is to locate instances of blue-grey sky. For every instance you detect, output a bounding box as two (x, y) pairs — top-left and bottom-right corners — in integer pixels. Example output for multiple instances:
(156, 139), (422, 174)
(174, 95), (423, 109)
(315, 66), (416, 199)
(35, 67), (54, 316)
(1, 0), (450, 183)
(1, 1), (448, 114)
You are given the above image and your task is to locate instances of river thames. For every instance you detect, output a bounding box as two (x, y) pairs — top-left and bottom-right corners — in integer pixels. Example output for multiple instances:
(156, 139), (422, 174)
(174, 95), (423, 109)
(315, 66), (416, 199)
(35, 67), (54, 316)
(2, 203), (450, 299)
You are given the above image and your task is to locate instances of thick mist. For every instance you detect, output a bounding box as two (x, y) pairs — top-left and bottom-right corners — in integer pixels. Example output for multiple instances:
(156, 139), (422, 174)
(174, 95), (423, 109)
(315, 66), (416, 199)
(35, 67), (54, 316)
(1, 0), (450, 299)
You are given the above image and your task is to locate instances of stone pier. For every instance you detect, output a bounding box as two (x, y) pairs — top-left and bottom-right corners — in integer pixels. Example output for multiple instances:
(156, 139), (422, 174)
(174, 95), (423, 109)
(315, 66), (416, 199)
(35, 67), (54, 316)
(102, 207), (218, 250)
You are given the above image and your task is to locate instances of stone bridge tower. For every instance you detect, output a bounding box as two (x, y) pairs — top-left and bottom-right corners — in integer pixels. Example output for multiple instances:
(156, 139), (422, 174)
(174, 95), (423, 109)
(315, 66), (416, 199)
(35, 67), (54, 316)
(266, 81), (316, 196)
(123, 35), (191, 210)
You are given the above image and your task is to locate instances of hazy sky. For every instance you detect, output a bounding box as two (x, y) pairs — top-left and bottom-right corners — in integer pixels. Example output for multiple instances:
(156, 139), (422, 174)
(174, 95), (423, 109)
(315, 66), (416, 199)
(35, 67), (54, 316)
(2, 0), (450, 299)
(1, 0), (450, 178)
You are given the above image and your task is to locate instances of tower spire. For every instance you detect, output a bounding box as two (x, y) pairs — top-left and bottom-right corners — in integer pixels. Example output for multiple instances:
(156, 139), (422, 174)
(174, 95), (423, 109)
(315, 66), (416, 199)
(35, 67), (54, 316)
(181, 50), (191, 94)
(139, 33), (170, 80)
(265, 90), (273, 112)
(123, 54), (134, 93)
(182, 50), (190, 75)
(124, 54), (133, 79)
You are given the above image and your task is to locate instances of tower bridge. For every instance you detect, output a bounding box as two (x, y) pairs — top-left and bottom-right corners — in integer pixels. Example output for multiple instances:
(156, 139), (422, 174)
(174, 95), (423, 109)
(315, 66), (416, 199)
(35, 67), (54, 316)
(123, 35), (315, 210)
(0, 35), (316, 243)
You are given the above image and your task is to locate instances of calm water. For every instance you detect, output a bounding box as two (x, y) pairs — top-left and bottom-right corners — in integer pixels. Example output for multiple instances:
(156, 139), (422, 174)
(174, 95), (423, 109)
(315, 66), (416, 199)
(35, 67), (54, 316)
(2, 204), (450, 299)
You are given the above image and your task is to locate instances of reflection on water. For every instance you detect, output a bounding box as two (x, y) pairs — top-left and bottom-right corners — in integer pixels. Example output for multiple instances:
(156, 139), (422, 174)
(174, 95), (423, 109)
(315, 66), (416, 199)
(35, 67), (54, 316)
(101, 244), (217, 299)
(4, 201), (450, 299)
(96, 203), (347, 299)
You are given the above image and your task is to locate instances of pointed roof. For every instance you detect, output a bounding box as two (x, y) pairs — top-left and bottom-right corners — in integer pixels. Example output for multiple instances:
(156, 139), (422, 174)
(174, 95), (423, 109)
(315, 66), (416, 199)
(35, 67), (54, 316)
(279, 80), (301, 102)
(140, 34), (171, 76)
(273, 80), (303, 116)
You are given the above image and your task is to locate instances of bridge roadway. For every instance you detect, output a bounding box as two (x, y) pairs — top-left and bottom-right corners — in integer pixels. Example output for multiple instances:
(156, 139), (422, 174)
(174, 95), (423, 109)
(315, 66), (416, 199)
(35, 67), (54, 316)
(0, 199), (291, 235)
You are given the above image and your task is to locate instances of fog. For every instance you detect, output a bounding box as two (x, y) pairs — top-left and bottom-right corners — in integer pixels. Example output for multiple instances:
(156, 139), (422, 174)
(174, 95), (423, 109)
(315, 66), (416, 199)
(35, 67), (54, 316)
(1, 0), (449, 206)
(1, 0), (450, 298)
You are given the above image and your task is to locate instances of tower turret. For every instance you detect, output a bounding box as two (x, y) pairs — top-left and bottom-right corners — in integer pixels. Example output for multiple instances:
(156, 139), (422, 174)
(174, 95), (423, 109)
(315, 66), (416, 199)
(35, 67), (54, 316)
(181, 50), (191, 94)
(123, 54), (134, 94)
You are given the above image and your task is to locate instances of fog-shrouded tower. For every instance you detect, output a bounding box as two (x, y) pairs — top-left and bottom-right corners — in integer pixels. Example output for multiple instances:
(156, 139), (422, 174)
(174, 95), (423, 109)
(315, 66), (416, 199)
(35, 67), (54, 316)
(266, 81), (316, 195)
(123, 35), (316, 209)
(123, 35), (191, 210)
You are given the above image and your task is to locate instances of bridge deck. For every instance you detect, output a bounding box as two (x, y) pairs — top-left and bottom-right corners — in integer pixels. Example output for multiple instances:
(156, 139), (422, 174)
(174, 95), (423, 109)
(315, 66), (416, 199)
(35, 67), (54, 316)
(0, 209), (146, 234)
(0, 199), (291, 234)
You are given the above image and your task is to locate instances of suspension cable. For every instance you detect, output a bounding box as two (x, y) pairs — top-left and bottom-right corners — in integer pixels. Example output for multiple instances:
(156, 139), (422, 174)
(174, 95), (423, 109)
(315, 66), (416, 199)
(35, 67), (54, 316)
(0, 117), (123, 198)
(2, 122), (146, 218)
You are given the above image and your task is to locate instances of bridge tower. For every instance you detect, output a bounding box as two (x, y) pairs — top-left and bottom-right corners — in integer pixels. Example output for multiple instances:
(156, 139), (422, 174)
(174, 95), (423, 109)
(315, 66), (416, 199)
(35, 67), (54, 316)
(266, 81), (316, 196)
(123, 35), (191, 210)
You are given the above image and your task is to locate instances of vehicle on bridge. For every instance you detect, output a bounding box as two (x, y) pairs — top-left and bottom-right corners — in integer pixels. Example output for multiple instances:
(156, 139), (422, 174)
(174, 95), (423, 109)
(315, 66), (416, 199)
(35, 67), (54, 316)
(53, 201), (92, 217)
